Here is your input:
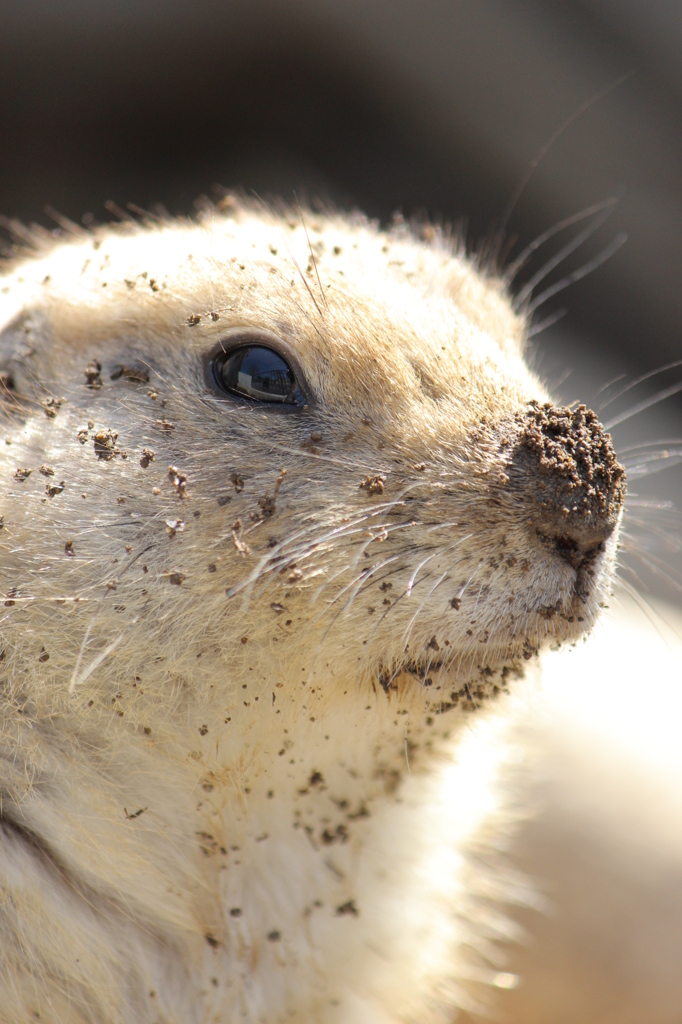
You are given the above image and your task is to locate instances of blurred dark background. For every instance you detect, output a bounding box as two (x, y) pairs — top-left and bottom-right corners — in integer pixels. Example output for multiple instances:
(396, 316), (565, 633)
(2, 8), (681, 1021)
(1, 0), (681, 597)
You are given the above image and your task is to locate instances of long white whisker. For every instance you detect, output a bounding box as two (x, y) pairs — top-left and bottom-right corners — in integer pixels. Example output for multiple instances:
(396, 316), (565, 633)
(406, 551), (439, 596)
(615, 577), (680, 644)
(604, 380), (682, 430)
(621, 522), (682, 552)
(260, 443), (390, 473)
(514, 201), (617, 310)
(359, 535), (478, 677)
(526, 233), (627, 315)
(69, 634), (123, 694)
(333, 557), (401, 618)
(622, 547), (682, 595)
(527, 307), (568, 338)
(597, 359), (682, 413)
(226, 512), (387, 602)
(499, 72), (632, 233)
(399, 571), (451, 650)
(507, 197), (618, 281)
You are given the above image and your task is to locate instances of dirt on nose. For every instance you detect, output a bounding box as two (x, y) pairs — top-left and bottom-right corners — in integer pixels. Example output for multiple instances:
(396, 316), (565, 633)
(518, 401), (626, 523)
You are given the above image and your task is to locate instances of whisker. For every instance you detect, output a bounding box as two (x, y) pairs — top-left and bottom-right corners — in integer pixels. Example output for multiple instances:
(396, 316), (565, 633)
(313, 527), (444, 637)
(355, 538), (484, 677)
(225, 519), (367, 603)
(621, 450), (682, 480)
(343, 560), (412, 610)
(615, 576), (681, 641)
(618, 438), (682, 456)
(423, 519), (464, 536)
(445, 561), (485, 612)
(69, 633), (123, 694)
(399, 571), (451, 650)
(310, 548), (406, 607)
(624, 497), (676, 511)
(604, 380), (682, 430)
(305, 562), (419, 681)
(227, 495), (415, 605)
(594, 370), (629, 400)
(621, 522), (682, 551)
(507, 198), (618, 282)
(514, 202), (617, 311)
(499, 72), (633, 233)
(527, 307), (567, 338)
(526, 232), (627, 315)
(355, 571), (441, 683)
(296, 196), (328, 311)
(377, 542), (483, 678)
(356, 587), (413, 663)
(623, 523), (682, 556)
(471, 582), (485, 617)
(252, 191), (326, 331)
(331, 557), (401, 618)
(597, 359), (682, 413)
(622, 547), (682, 595)
(406, 552), (439, 596)
(312, 520), (422, 606)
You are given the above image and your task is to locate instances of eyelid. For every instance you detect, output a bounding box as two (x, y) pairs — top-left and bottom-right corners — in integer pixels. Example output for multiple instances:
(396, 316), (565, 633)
(204, 328), (313, 410)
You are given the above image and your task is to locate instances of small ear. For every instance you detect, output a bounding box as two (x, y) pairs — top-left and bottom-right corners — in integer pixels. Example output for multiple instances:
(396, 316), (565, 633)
(0, 311), (49, 420)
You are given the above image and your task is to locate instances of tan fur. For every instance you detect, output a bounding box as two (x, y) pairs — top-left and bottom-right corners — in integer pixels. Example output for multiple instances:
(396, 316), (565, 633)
(0, 201), (622, 1022)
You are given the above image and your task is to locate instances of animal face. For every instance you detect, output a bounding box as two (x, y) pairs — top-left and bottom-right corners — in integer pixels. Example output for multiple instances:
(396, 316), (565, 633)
(0, 203), (624, 718)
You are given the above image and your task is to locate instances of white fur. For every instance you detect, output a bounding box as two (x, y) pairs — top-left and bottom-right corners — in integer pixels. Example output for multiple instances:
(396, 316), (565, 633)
(0, 202), (624, 1022)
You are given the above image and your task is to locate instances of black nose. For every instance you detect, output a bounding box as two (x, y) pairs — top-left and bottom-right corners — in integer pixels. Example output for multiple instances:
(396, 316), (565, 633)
(513, 402), (626, 570)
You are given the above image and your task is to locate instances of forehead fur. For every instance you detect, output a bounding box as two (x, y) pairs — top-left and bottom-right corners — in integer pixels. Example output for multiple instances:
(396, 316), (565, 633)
(0, 206), (533, 432)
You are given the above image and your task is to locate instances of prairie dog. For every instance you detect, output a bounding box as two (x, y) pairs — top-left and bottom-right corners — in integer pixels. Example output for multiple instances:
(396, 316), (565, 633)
(0, 200), (625, 1023)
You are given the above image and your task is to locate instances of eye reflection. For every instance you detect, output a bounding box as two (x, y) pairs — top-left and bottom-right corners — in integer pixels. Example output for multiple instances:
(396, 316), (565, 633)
(214, 346), (305, 405)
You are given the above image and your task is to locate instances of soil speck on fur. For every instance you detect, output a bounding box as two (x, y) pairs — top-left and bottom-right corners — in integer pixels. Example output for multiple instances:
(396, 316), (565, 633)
(359, 475), (385, 496)
(84, 362), (103, 389)
(94, 429), (119, 459)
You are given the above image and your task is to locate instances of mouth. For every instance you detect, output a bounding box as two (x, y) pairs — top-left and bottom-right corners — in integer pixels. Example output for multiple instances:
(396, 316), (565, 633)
(536, 529), (607, 604)
(373, 573), (602, 715)
(365, 492), (620, 716)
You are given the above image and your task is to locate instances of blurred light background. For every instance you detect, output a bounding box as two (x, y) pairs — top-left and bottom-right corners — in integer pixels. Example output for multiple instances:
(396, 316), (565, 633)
(1, 5), (681, 1019)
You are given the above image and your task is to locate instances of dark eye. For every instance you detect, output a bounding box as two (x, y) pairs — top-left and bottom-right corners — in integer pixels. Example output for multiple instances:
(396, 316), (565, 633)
(212, 346), (306, 406)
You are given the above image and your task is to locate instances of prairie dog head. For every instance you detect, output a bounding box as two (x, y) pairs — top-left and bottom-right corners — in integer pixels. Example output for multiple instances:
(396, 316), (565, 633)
(0, 201), (625, 727)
